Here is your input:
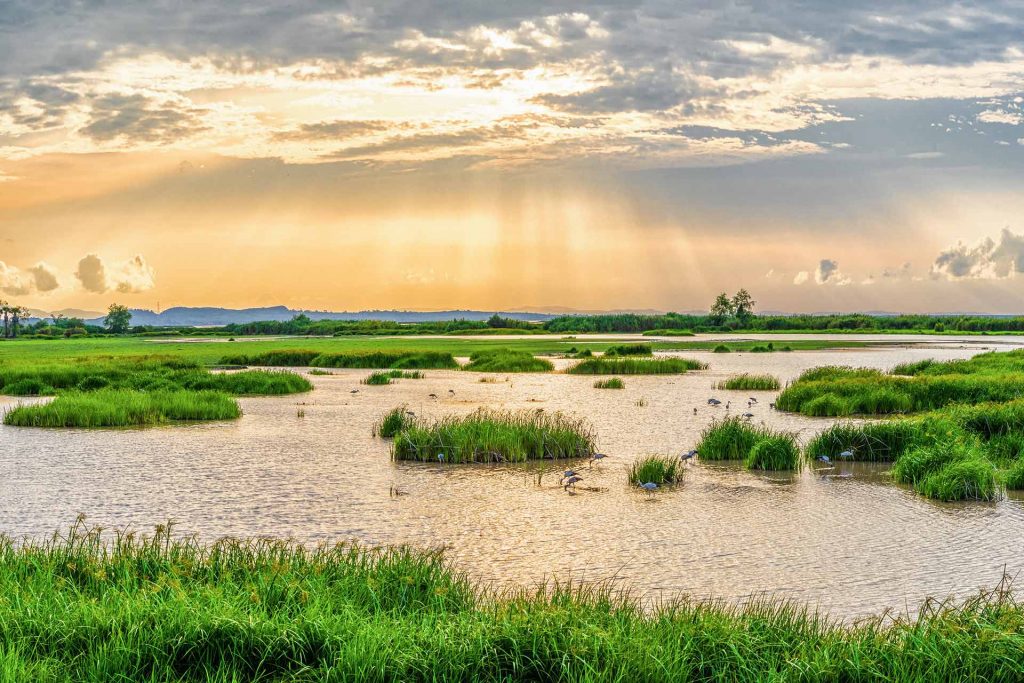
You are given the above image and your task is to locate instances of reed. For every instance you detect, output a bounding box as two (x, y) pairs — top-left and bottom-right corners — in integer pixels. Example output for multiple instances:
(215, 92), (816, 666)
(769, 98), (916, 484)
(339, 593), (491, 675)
(2, 389), (240, 427)
(362, 371), (393, 385)
(463, 349), (554, 373)
(2, 520), (1023, 681)
(603, 343), (653, 356)
(805, 421), (923, 462)
(628, 454), (682, 485)
(717, 373), (781, 391)
(373, 405), (416, 438)
(567, 357), (707, 375)
(696, 417), (772, 461)
(593, 378), (625, 389)
(391, 408), (595, 463)
(746, 433), (801, 471)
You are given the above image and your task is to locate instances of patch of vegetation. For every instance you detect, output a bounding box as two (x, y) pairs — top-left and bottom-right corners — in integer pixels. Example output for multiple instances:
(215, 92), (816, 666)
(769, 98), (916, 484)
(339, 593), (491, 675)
(5, 520), (1024, 680)
(696, 417), (770, 461)
(593, 378), (625, 389)
(3, 389), (240, 428)
(389, 408), (595, 463)
(746, 434), (800, 471)
(220, 349), (459, 370)
(568, 357), (707, 375)
(362, 371), (393, 385)
(717, 374), (781, 391)
(603, 343), (653, 356)
(462, 349), (553, 373)
(373, 405), (416, 438)
(713, 344), (731, 353)
(641, 329), (695, 336)
(628, 455), (682, 485)
(806, 420), (925, 462)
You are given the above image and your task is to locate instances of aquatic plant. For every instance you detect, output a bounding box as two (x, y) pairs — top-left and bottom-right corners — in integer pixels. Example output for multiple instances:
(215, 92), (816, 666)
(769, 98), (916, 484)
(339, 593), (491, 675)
(696, 417), (771, 461)
(462, 349), (553, 373)
(593, 378), (625, 389)
(373, 405), (416, 437)
(713, 344), (730, 353)
(603, 343), (653, 356)
(805, 421), (923, 462)
(3, 389), (240, 428)
(627, 454), (682, 485)
(362, 371), (393, 385)
(1004, 460), (1024, 490)
(567, 357), (706, 375)
(716, 374), (781, 391)
(917, 456), (1000, 502)
(391, 408), (595, 463)
(746, 433), (800, 471)
(3, 520), (1024, 680)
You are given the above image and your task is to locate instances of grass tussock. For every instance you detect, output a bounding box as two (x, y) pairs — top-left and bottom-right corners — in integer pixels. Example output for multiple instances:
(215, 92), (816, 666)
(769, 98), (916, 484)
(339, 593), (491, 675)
(628, 454), (682, 485)
(746, 434), (801, 471)
(3, 389), (240, 428)
(463, 349), (553, 373)
(362, 371), (393, 385)
(603, 343), (653, 356)
(568, 357), (707, 375)
(713, 344), (731, 353)
(593, 378), (625, 389)
(717, 373), (781, 391)
(805, 420), (925, 462)
(4, 520), (1024, 681)
(389, 408), (595, 463)
(373, 405), (416, 438)
(697, 418), (769, 461)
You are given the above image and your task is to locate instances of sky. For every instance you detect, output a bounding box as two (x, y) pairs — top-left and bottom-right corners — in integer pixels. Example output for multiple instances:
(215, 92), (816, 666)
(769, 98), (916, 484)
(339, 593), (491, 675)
(1, 1), (1024, 314)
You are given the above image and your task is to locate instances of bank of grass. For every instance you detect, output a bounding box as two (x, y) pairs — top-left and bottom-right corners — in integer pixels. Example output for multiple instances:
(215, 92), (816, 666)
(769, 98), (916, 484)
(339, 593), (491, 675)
(746, 434), (801, 471)
(603, 343), (652, 356)
(2, 389), (241, 427)
(778, 352), (1024, 417)
(387, 408), (595, 463)
(628, 454), (682, 485)
(568, 357), (707, 375)
(221, 349), (459, 370)
(593, 378), (625, 389)
(717, 373), (781, 391)
(462, 348), (553, 373)
(4, 520), (1024, 681)
(641, 328), (694, 336)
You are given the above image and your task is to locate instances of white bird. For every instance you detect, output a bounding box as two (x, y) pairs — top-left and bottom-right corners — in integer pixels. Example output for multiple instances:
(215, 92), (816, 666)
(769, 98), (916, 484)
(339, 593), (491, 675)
(839, 450), (854, 459)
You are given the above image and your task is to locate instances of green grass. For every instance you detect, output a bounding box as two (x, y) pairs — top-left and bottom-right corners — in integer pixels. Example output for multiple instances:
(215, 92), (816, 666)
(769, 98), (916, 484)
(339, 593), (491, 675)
(1004, 460), (1024, 490)
(696, 417), (770, 461)
(362, 371), (393, 385)
(462, 348), (554, 373)
(373, 405), (416, 437)
(805, 420), (925, 462)
(3, 521), (1024, 681)
(567, 357), (707, 375)
(628, 454), (682, 485)
(603, 343), (653, 356)
(390, 408), (595, 463)
(3, 389), (241, 427)
(713, 344), (730, 353)
(593, 378), (625, 389)
(641, 328), (694, 336)
(716, 373), (781, 391)
(746, 433), (801, 471)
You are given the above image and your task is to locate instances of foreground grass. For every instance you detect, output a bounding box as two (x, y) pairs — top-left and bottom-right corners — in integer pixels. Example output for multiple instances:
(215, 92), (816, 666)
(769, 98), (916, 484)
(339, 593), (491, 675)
(696, 418), (801, 471)
(567, 357), (707, 375)
(2, 521), (1024, 682)
(385, 408), (595, 463)
(3, 389), (241, 427)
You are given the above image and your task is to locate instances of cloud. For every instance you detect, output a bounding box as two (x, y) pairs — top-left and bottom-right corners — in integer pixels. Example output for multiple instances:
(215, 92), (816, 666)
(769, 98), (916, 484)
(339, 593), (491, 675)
(931, 228), (1024, 279)
(814, 259), (851, 285)
(75, 253), (155, 293)
(79, 93), (207, 144)
(0, 260), (60, 295)
(793, 271), (809, 285)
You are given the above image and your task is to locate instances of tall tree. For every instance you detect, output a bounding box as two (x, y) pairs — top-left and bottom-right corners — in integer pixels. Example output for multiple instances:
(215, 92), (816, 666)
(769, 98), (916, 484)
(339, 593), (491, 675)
(709, 292), (734, 325)
(731, 289), (756, 323)
(104, 303), (132, 334)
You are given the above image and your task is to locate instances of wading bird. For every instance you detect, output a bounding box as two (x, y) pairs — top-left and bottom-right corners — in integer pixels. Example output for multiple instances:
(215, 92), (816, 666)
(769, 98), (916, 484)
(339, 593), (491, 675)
(693, 407), (698, 415)
(816, 455), (831, 464)
(350, 389), (359, 394)
(428, 393), (438, 399)
(708, 398), (721, 406)
(639, 481), (658, 496)
(405, 411), (416, 417)
(448, 389), (455, 396)
(563, 475), (583, 491)
(680, 450), (697, 463)
(839, 450), (854, 459)
(742, 412), (754, 419)
(590, 452), (608, 466)
(437, 453), (446, 463)
(749, 397), (758, 404)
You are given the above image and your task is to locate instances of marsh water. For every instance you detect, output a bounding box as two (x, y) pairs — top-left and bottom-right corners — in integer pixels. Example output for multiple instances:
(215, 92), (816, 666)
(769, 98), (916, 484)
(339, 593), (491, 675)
(3, 335), (1024, 620)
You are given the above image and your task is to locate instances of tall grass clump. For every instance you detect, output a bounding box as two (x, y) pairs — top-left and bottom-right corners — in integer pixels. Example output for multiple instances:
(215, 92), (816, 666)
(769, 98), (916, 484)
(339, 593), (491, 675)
(463, 349), (553, 373)
(713, 344), (731, 353)
(373, 405), (416, 437)
(219, 349), (322, 367)
(717, 374), (781, 391)
(628, 454), (681, 485)
(890, 359), (936, 376)
(593, 378), (625, 389)
(746, 433), (801, 471)
(362, 371), (393, 385)
(603, 343), (653, 356)
(181, 369), (312, 395)
(1004, 460), (1024, 490)
(4, 520), (1024, 680)
(391, 408), (594, 463)
(917, 456), (1000, 502)
(568, 357), (706, 375)
(696, 417), (770, 461)
(806, 420), (923, 462)
(3, 389), (240, 428)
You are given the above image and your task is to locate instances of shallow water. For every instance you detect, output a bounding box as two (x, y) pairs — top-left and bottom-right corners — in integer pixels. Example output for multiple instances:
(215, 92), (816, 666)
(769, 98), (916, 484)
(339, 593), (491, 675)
(3, 338), (1024, 620)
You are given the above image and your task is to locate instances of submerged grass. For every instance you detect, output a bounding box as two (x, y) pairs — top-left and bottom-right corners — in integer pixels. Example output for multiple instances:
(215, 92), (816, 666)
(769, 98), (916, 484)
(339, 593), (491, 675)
(567, 357), (707, 375)
(390, 408), (595, 463)
(628, 454), (682, 485)
(717, 373), (781, 391)
(462, 348), (553, 373)
(593, 378), (625, 389)
(3, 520), (1024, 681)
(3, 389), (240, 427)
